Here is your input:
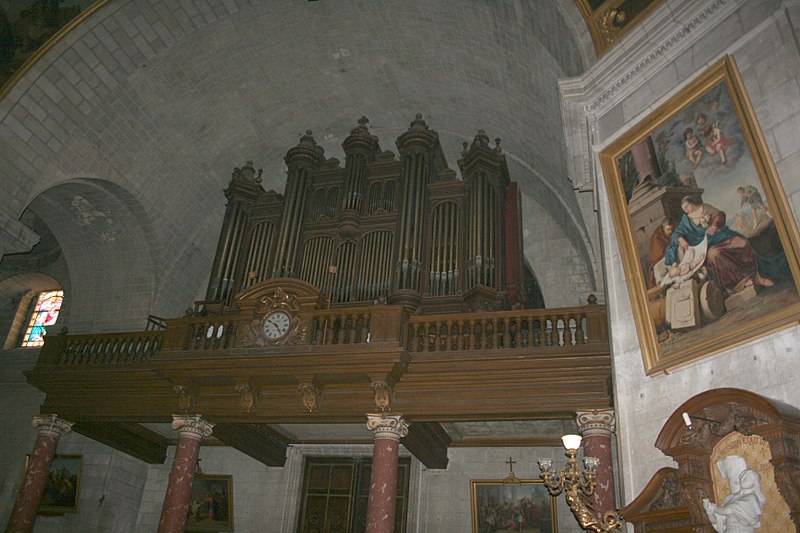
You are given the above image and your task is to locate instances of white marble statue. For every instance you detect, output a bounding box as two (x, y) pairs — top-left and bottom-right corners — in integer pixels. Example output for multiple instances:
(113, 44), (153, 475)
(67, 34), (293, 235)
(702, 455), (766, 533)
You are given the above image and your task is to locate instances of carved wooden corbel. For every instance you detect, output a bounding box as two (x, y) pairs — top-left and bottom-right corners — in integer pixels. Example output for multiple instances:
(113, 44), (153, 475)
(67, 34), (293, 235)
(235, 383), (259, 414)
(298, 382), (322, 413)
(174, 385), (196, 413)
(371, 380), (394, 412)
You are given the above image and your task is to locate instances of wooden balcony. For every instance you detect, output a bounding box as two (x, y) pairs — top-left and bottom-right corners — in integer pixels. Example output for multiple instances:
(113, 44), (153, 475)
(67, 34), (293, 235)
(30, 301), (610, 416)
(26, 281), (612, 468)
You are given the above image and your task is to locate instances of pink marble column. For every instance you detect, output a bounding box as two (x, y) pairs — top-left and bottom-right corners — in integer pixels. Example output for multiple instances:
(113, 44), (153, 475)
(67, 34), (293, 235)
(6, 414), (74, 533)
(576, 408), (616, 517)
(365, 413), (409, 533)
(158, 415), (214, 533)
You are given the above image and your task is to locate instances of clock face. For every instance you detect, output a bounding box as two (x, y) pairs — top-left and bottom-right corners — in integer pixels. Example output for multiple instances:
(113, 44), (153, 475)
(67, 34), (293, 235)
(263, 310), (291, 340)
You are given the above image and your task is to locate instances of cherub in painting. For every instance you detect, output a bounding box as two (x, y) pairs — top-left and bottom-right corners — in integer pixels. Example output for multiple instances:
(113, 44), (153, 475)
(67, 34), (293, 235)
(684, 128), (704, 167)
(696, 114), (731, 164)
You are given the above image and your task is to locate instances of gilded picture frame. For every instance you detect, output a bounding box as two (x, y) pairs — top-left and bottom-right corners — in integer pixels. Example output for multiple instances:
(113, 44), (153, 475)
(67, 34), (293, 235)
(24, 454), (82, 515)
(470, 479), (557, 533)
(184, 474), (234, 532)
(598, 55), (800, 375)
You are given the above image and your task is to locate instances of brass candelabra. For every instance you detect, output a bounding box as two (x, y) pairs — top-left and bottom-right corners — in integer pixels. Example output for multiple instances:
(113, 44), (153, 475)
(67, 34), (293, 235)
(538, 435), (623, 532)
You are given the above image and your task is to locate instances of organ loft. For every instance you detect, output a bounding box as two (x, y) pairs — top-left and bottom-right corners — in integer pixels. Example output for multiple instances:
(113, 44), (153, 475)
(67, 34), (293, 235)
(24, 115), (612, 532)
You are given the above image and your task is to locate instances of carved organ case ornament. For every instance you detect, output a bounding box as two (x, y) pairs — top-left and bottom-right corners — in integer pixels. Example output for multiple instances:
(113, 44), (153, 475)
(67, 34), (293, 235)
(624, 388), (800, 532)
(247, 287), (301, 346)
(203, 115), (542, 319)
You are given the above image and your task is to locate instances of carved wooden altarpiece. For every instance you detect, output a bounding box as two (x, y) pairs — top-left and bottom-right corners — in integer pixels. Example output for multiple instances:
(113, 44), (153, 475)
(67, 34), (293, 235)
(623, 388), (800, 532)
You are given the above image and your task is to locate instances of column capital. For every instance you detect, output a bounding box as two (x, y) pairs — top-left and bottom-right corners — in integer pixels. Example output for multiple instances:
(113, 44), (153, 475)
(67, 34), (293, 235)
(576, 408), (616, 437)
(366, 413), (409, 441)
(171, 415), (214, 441)
(32, 414), (73, 439)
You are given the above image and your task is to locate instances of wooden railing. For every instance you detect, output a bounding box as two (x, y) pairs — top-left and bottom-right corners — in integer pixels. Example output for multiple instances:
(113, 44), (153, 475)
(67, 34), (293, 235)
(37, 302), (606, 365)
(406, 304), (608, 353)
(39, 330), (165, 365)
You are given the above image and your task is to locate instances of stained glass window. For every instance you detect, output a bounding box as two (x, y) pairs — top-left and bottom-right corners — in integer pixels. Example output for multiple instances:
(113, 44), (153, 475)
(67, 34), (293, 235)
(21, 290), (64, 347)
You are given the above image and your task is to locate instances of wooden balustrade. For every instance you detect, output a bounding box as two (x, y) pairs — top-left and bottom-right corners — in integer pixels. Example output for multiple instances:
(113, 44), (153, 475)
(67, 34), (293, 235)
(406, 304), (607, 353)
(38, 330), (165, 365)
(36, 303), (605, 365)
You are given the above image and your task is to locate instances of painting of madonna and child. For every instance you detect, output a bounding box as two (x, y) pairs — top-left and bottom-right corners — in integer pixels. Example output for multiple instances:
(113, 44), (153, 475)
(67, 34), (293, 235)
(600, 57), (800, 373)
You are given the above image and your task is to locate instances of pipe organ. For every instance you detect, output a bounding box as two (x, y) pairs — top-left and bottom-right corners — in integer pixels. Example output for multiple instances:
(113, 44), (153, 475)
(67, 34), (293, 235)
(205, 115), (540, 313)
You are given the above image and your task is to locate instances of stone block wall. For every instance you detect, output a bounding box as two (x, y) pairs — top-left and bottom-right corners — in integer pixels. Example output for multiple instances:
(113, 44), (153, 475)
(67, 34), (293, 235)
(564, 0), (800, 503)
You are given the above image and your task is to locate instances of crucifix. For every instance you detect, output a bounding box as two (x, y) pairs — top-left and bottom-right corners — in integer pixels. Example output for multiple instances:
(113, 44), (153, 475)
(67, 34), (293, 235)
(503, 456), (521, 484)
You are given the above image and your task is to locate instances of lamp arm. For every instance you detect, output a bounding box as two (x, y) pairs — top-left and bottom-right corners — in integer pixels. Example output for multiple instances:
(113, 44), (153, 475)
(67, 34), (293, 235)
(565, 488), (624, 532)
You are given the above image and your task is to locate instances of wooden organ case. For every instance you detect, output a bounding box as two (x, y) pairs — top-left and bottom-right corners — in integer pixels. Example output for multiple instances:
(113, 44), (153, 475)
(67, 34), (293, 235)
(204, 115), (536, 315)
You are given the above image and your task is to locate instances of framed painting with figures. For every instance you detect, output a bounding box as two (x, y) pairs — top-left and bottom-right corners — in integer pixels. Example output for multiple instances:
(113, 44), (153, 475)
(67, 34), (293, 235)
(185, 474), (233, 532)
(471, 480), (557, 533)
(598, 55), (800, 374)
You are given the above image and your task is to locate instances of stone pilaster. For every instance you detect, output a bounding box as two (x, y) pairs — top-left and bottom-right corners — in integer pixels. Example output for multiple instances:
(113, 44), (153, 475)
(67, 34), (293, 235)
(6, 415), (73, 533)
(365, 414), (409, 533)
(576, 408), (617, 516)
(158, 415), (214, 533)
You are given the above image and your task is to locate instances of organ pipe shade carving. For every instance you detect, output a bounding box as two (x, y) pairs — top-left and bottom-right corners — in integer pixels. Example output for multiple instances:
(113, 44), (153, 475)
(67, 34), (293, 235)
(204, 118), (542, 314)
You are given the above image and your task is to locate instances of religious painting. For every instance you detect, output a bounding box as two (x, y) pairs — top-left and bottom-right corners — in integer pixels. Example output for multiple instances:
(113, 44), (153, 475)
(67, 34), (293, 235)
(598, 55), (800, 374)
(574, 0), (663, 56)
(184, 474), (233, 533)
(471, 480), (557, 533)
(25, 454), (82, 515)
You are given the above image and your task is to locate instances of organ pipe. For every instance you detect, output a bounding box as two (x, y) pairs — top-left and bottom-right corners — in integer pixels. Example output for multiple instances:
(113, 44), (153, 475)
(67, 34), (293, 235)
(205, 120), (530, 314)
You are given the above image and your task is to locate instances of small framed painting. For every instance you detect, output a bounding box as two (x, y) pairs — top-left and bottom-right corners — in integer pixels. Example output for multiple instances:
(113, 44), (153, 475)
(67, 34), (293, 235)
(471, 480), (557, 533)
(185, 474), (234, 532)
(25, 454), (82, 515)
(598, 55), (800, 374)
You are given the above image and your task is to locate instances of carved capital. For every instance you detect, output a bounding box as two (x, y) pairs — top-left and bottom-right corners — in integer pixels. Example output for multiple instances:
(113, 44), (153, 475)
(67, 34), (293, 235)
(32, 414), (74, 439)
(171, 415), (214, 441)
(299, 382), (322, 413)
(576, 408), (616, 437)
(366, 413), (409, 441)
(371, 380), (393, 412)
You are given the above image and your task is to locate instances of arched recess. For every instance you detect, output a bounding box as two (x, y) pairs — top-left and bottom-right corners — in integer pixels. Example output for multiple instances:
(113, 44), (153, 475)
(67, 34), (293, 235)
(648, 388), (800, 530)
(22, 178), (158, 334)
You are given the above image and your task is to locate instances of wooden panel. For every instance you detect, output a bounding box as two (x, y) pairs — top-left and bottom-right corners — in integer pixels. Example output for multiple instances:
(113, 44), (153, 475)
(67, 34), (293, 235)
(212, 423), (290, 467)
(72, 421), (168, 464)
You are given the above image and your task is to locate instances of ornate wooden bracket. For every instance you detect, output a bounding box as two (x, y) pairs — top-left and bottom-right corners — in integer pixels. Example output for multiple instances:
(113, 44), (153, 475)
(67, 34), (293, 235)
(174, 384), (196, 413)
(371, 380), (394, 412)
(235, 383), (259, 414)
(298, 382), (322, 413)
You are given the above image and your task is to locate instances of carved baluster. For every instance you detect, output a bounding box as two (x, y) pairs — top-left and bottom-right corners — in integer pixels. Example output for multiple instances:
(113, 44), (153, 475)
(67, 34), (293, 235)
(554, 315), (563, 346)
(575, 315), (584, 345)
(426, 324), (436, 352)
(531, 318), (540, 346)
(336, 317), (347, 345)
(504, 318), (513, 348)
(416, 325), (425, 352)
(439, 322), (448, 351)
(326, 315), (336, 345)
(459, 320), (468, 350)
(449, 321), (458, 350)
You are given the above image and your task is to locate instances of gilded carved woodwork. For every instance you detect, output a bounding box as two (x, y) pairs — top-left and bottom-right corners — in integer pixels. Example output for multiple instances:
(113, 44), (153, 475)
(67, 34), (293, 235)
(299, 382), (322, 413)
(235, 383), (259, 414)
(653, 388), (800, 531)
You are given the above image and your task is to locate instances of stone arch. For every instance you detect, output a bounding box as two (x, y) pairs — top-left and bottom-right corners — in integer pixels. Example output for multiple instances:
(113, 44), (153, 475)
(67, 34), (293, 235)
(22, 178), (158, 333)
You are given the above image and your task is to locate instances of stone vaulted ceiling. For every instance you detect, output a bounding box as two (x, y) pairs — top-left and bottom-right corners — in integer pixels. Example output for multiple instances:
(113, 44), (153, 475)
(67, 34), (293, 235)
(0, 0), (598, 329)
